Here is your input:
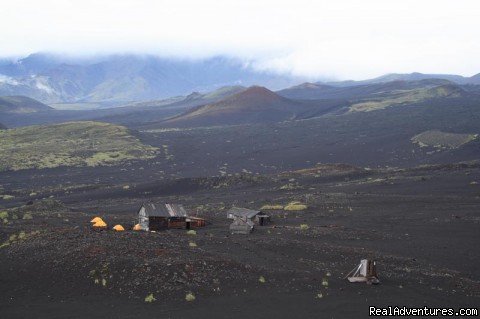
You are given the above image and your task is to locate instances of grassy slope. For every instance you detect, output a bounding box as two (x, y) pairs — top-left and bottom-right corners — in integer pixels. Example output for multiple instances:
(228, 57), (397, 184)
(0, 121), (157, 171)
(349, 85), (464, 112)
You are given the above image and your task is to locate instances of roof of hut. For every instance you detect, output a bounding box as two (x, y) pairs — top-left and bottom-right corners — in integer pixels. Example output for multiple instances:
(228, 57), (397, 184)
(140, 203), (188, 217)
(227, 207), (261, 219)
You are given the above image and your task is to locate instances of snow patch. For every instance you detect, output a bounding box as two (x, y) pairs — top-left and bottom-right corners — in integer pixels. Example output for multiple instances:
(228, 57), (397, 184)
(35, 78), (54, 94)
(0, 74), (19, 85)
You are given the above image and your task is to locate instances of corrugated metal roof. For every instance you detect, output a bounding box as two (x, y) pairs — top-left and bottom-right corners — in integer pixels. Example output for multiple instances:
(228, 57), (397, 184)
(141, 203), (188, 217)
(227, 207), (261, 219)
(166, 204), (187, 217)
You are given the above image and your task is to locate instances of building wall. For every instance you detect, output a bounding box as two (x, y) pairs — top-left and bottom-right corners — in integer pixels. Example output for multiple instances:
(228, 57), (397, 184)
(138, 206), (149, 230)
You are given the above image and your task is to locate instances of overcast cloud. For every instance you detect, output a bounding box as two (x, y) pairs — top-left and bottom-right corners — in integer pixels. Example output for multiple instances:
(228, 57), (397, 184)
(2, 0), (480, 80)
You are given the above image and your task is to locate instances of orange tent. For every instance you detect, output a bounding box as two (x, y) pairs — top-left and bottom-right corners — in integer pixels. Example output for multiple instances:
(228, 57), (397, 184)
(133, 224), (142, 231)
(93, 220), (107, 228)
(112, 224), (125, 231)
(90, 217), (104, 224)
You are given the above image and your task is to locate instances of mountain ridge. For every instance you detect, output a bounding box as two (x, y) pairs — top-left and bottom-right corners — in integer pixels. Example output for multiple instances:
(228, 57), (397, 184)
(0, 95), (52, 113)
(0, 54), (302, 104)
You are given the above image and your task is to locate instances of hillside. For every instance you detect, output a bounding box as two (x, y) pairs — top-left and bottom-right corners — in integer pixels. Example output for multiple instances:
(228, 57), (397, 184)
(349, 84), (468, 112)
(324, 72), (480, 87)
(0, 121), (157, 171)
(0, 54), (301, 104)
(0, 122), (6, 129)
(0, 96), (52, 113)
(277, 79), (454, 100)
(164, 86), (305, 127)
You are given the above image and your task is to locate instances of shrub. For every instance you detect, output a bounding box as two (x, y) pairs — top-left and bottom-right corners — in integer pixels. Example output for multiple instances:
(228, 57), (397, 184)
(258, 276), (266, 283)
(22, 213), (33, 220)
(322, 278), (329, 287)
(284, 202), (308, 211)
(186, 230), (197, 235)
(189, 241), (197, 247)
(260, 204), (284, 210)
(299, 224), (309, 230)
(0, 211), (8, 219)
(0, 242), (10, 249)
(185, 292), (196, 302)
(145, 294), (156, 303)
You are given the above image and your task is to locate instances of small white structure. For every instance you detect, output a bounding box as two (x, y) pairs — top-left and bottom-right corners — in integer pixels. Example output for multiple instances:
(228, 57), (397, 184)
(226, 207), (270, 226)
(229, 217), (255, 234)
(346, 259), (380, 284)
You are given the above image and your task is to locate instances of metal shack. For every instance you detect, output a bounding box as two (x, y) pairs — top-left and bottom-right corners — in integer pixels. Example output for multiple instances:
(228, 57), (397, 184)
(138, 203), (206, 231)
(226, 207), (270, 226)
(230, 217), (255, 234)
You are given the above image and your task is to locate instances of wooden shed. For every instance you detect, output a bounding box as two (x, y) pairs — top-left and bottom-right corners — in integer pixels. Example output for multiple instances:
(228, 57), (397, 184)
(138, 203), (206, 231)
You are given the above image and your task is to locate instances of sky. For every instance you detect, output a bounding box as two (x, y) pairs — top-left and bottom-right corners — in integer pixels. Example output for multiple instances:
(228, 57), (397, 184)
(2, 0), (480, 80)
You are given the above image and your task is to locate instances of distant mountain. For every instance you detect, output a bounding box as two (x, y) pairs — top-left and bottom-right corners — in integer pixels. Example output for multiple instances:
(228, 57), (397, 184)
(349, 84), (469, 112)
(162, 86), (349, 127)
(0, 122), (6, 129)
(277, 79), (453, 100)
(0, 96), (52, 113)
(276, 82), (335, 99)
(120, 85), (246, 110)
(0, 53), (302, 104)
(164, 86), (305, 127)
(0, 85), (248, 128)
(469, 73), (480, 85)
(324, 72), (480, 87)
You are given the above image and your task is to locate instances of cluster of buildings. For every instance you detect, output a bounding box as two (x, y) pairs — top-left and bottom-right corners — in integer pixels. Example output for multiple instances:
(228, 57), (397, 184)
(135, 203), (269, 234)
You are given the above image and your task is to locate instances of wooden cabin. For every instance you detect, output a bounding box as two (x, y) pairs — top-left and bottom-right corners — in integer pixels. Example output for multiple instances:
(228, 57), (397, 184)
(137, 203), (206, 231)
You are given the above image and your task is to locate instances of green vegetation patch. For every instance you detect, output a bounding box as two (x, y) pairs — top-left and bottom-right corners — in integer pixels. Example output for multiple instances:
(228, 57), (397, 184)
(412, 130), (478, 149)
(0, 121), (158, 171)
(350, 85), (463, 112)
(260, 204), (284, 210)
(284, 202), (308, 211)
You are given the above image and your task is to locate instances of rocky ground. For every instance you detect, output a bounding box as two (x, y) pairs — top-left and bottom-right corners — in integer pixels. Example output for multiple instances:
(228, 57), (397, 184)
(0, 163), (479, 318)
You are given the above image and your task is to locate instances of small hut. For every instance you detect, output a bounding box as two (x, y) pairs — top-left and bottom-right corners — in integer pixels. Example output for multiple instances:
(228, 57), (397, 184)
(226, 207), (270, 226)
(229, 217), (254, 234)
(137, 203), (205, 231)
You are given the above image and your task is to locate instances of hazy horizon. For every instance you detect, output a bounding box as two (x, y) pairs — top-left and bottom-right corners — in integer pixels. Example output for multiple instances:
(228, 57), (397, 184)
(2, 0), (480, 80)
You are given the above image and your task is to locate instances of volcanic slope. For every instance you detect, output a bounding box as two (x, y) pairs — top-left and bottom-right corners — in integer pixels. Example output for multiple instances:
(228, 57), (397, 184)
(0, 96), (52, 114)
(162, 86), (346, 127)
(0, 121), (157, 171)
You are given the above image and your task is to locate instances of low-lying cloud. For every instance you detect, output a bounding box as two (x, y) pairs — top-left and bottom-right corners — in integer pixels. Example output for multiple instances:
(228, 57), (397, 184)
(2, 0), (480, 80)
